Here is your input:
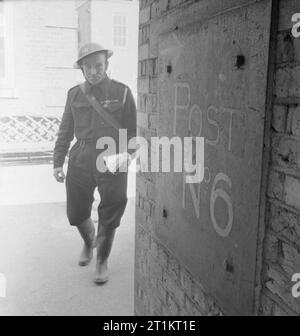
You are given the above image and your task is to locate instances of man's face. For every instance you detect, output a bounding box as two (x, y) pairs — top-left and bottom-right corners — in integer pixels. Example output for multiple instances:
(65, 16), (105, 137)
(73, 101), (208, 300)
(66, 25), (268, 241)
(81, 52), (108, 85)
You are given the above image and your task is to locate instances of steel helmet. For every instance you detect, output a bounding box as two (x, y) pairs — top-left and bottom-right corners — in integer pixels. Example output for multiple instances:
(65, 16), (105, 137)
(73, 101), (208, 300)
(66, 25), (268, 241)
(74, 42), (113, 69)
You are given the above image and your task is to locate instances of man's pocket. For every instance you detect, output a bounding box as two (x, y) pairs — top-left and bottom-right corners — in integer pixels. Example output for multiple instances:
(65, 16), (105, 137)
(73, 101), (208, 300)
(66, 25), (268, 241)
(72, 101), (92, 128)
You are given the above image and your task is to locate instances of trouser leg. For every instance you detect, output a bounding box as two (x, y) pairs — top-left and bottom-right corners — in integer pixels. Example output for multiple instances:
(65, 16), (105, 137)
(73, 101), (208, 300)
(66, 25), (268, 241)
(94, 172), (128, 284)
(96, 171), (128, 231)
(65, 164), (96, 265)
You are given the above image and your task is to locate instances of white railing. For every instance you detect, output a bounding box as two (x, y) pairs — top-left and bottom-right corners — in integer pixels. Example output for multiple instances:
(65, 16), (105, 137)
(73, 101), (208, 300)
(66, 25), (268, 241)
(0, 114), (61, 153)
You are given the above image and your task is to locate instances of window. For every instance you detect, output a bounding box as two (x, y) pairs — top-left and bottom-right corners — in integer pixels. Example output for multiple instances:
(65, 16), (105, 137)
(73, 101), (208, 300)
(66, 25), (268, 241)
(0, 0), (14, 90)
(113, 15), (127, 48)
(77, 1), (91, 48)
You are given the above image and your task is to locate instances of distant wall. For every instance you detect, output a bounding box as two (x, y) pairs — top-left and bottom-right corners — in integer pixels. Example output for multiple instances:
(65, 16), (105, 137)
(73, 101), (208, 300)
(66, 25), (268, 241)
(0, 0), (78, 118)
(90, 0), (139, 97)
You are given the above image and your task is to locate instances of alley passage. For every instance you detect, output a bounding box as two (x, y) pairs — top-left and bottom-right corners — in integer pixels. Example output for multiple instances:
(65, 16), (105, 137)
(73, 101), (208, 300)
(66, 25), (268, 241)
(0, 164), (135, 316)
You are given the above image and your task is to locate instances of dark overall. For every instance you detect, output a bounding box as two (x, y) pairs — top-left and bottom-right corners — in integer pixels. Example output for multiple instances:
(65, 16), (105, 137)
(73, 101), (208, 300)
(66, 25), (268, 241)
(53, 76), (136, 235)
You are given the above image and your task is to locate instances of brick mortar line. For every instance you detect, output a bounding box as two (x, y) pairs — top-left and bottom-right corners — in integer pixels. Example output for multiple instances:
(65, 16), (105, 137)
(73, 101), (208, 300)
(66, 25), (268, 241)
(262, 288), (298, 316)
(274, 97), (300, 105)
(276, 61), (300, 69)
(166, 288), (207, 315)
(139, 22), (150, 29)
(264, 227), (300, 252)
(262, 261), (300, 308)
(268, 196), (300, 216)
(271, 131), (300, 141)
(138, 41), (150, 48)
(145, 252), (213, 315)
(277, 28), (296, 35)
(161, 275), (209, 315)
(263, 260), (295, 278)
(270, 164), (300, 180)
(135, 222), (224, 314)
(277, 26), (300, 35)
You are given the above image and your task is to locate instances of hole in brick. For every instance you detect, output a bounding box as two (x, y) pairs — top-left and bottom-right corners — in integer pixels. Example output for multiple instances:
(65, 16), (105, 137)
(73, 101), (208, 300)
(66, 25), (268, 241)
(162, 208), (168, 218)
(235, 54), (245, 69)
(282, 155), (290, 163)
(166, 65), (172, 74)
(278, 150), (294, 165)
(224, 259), (234, 273)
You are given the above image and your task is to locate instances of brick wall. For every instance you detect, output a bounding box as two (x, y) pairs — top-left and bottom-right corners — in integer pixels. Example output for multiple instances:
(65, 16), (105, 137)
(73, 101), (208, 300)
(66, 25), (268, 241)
(135, 0), (300, 316)
(259, 0), (300, 316)
(135, 0), (230, 316)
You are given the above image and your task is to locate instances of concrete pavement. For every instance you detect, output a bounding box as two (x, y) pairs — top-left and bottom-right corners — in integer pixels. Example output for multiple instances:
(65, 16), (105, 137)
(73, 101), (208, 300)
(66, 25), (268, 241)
(0, 163), (136, 316)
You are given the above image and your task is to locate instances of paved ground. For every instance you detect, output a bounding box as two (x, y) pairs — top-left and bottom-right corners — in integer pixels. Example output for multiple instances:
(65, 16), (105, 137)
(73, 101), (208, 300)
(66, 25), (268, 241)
(0, 163), (136, 316)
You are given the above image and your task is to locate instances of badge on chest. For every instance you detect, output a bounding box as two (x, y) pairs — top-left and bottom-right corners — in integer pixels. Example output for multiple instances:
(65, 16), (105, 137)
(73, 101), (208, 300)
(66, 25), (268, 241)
(101, 99), (123, 113)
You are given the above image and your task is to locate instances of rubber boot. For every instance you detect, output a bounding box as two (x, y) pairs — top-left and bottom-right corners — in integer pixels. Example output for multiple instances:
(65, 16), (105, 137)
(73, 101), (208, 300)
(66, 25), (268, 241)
(77, 218), (95, 266)
(94, 228), (116, 284)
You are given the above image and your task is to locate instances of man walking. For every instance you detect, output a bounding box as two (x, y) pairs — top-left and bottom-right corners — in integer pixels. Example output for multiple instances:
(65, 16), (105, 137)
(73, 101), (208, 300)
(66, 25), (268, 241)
(53, 43), (136, 284)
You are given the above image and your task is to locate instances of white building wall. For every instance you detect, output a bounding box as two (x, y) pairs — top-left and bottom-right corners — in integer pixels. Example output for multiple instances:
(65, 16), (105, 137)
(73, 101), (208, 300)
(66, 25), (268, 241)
(90, 0), (139, 98)
(0, 0), (78, 117)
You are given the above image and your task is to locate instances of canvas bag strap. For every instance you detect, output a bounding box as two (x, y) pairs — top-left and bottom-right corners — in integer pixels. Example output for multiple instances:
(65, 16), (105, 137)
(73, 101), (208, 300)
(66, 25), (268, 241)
(80, 83), (122, 131)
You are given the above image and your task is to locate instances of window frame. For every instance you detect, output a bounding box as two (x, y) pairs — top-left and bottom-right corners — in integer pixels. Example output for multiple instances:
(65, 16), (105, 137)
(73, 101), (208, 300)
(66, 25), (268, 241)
(112, 13), (128, 49)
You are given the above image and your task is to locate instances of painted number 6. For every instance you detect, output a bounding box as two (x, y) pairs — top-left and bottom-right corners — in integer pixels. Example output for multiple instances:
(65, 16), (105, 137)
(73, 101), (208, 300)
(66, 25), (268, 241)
(210, 172), (233, 237)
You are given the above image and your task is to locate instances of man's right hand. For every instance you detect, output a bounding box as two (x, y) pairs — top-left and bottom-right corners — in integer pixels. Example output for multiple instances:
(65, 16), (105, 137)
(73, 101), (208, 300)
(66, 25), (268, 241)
(53, 167), (66, 183)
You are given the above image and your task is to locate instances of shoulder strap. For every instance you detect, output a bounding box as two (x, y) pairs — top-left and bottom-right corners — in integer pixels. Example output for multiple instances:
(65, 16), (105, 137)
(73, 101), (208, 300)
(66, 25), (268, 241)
(80, 83), (122, 131)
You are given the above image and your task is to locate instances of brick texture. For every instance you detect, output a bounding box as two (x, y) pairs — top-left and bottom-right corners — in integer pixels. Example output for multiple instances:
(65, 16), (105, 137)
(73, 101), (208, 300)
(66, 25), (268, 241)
(260, 0), (300, 316)
(136, 0), (300, 317)
(135, 0), (225, 316)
